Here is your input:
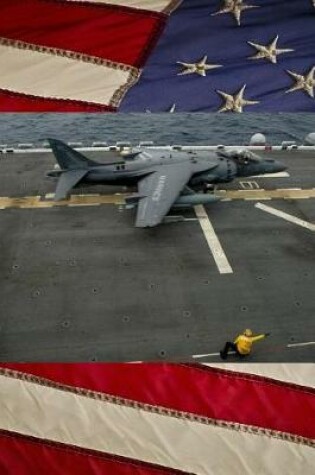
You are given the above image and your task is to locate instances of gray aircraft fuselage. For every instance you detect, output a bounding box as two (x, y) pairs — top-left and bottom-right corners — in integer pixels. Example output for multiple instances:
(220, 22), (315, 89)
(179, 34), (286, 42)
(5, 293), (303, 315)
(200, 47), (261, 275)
(47, 148), (286, 190)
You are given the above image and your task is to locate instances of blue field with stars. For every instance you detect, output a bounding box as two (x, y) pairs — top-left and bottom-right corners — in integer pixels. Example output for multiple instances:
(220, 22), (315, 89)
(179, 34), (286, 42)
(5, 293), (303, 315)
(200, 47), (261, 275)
(120, 0), (315, 112)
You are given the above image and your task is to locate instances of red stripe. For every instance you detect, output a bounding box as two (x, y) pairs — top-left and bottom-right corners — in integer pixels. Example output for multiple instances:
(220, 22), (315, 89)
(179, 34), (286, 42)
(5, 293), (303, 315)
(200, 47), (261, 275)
(0, 0), (165, 67)
(0, 430), (189, 475)
(2, 363), (314, 440)
(0, 89), (114, 111)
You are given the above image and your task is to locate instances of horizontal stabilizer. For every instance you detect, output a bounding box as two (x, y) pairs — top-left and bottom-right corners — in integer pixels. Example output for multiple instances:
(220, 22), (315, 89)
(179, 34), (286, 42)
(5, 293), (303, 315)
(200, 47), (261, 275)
(54, 169), (88, 201)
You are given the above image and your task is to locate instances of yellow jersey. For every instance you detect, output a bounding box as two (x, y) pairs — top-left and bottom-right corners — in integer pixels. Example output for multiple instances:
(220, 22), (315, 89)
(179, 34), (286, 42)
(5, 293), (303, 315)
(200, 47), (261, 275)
(234, 334), (266, 355)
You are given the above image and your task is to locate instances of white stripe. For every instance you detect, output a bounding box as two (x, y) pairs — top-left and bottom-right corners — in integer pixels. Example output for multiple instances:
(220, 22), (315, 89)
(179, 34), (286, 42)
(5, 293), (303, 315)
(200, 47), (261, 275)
(0, 44), (133, 107)
(194, 205), (233, 274)
(192, 352), (237, 358)
(281, 188), (301, 191)
(0, 374), (314, 475)
(203, 364), (315, 389)
(65, 0), (179, 12)
(192, 352), (221, 358)
(255, 202), (315, 231)
(249, 172), (289, 178)
(287, 342), (315, 348)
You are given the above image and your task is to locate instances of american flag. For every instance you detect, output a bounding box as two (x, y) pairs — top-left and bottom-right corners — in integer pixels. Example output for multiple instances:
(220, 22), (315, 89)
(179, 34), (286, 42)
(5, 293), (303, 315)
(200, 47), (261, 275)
(1, 363), (314, 474)
(0, 0), (314, 112)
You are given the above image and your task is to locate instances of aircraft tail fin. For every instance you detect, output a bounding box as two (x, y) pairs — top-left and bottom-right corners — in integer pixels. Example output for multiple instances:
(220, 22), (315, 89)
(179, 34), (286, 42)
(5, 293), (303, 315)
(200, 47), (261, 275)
(47, 138), (98, 170)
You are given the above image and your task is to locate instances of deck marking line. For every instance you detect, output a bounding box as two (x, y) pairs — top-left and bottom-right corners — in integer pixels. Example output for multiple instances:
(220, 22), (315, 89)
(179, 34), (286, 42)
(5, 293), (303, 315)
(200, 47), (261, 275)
(244, 197), (271, 201)
(192, 352), (220, 358)
(287, 342), (315, 348)
(192, 351), (236, 358)
(194, 205), (233, 274)
(193, 343), (315, 359)
(281, 188), (301, 191)
(240, 181), (259, 190)
(68, 203), (100, 207)
(250, 172), (289, 178)
(72, 194), (101, 197)
(255, 203), (315, 231)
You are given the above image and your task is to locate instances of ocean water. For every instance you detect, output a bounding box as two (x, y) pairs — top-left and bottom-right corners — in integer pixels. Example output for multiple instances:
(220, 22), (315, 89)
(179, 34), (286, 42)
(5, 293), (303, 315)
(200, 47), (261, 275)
(0, 113), (314, 146)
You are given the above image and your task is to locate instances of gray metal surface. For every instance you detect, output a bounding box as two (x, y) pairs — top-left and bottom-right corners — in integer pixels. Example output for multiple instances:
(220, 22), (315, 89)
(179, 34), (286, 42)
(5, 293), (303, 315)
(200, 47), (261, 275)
(0, 150), (314, 362)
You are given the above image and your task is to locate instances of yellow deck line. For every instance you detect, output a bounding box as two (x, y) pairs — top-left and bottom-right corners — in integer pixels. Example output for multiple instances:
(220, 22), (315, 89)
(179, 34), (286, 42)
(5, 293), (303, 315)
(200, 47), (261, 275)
(215, 189), (315, 200)
(0, 194), (125, 209)
(0, 189), (314, 210)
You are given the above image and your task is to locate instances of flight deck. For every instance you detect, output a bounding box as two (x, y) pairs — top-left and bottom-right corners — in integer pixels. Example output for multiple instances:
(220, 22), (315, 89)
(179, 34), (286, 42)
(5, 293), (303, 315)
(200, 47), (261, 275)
(0, 149), (314, 362)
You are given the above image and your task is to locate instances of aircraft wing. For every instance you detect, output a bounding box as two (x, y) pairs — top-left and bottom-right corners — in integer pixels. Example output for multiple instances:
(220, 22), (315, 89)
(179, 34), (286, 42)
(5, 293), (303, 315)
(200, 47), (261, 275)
(135, 162), (193, 227)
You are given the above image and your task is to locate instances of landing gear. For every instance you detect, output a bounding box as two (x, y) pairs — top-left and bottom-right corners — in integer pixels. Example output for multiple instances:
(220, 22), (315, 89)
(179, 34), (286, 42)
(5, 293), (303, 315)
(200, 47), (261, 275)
(202, 183), (215, 194)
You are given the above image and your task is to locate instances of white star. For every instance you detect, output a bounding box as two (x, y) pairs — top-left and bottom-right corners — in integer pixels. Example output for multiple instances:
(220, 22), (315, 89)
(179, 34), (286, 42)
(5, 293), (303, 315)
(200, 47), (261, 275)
(177, 55), (222, 77)
(212, 0), (259, 26)
(248, 35), (293, 64)
(286, 66), (315, 98)
(217, 84), (259, 113)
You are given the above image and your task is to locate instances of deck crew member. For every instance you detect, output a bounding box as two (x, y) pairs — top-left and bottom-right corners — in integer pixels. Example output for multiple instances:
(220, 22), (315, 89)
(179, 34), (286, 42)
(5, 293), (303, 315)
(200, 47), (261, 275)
(220, 329), (270, 360)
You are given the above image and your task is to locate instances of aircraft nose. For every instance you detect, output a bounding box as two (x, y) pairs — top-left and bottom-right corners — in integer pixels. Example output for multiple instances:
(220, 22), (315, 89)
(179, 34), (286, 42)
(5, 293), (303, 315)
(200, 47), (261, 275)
(273, 161), (287, 173)
(265, 159), (287, 173)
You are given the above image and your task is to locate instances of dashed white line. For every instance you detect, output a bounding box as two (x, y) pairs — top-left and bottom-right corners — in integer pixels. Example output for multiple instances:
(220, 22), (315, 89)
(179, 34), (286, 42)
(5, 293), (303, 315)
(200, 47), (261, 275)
(192, 342), (315, 359)
(255, 202), (315, 231)
(192, 352), (221, 358)
(287, 342), (315, 348)
(194, 205), (233, 274)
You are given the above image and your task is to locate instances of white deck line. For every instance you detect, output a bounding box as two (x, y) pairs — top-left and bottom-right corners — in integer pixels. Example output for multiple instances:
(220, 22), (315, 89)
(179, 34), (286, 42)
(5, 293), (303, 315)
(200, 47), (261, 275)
(192, 352), (221, 358)
(255, 203), (315, 231)
(286, 342), (315, 348)
(194, 205), (233, 274)
(250, 172), (289, 178)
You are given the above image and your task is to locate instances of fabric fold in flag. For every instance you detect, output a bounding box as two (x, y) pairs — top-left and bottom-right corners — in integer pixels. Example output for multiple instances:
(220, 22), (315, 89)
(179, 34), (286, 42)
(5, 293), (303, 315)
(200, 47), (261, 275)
(0, 41), (139, 108)
(0, 431), (190, 475)
(64, 0), (182, 14)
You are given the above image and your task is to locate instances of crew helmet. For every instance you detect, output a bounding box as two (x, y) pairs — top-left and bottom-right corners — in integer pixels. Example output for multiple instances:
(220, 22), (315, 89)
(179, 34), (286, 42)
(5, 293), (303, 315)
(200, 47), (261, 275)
(244, 329), (253, 337)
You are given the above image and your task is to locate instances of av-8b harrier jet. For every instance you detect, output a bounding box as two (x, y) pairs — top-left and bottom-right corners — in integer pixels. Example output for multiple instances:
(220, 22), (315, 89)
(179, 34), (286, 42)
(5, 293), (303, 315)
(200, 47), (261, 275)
(47, 139), (286, 228)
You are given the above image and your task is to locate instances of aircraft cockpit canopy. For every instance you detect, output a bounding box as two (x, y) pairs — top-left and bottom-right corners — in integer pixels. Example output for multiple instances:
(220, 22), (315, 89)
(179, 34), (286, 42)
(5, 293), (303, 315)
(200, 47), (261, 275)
(218, 149), (261, 164)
